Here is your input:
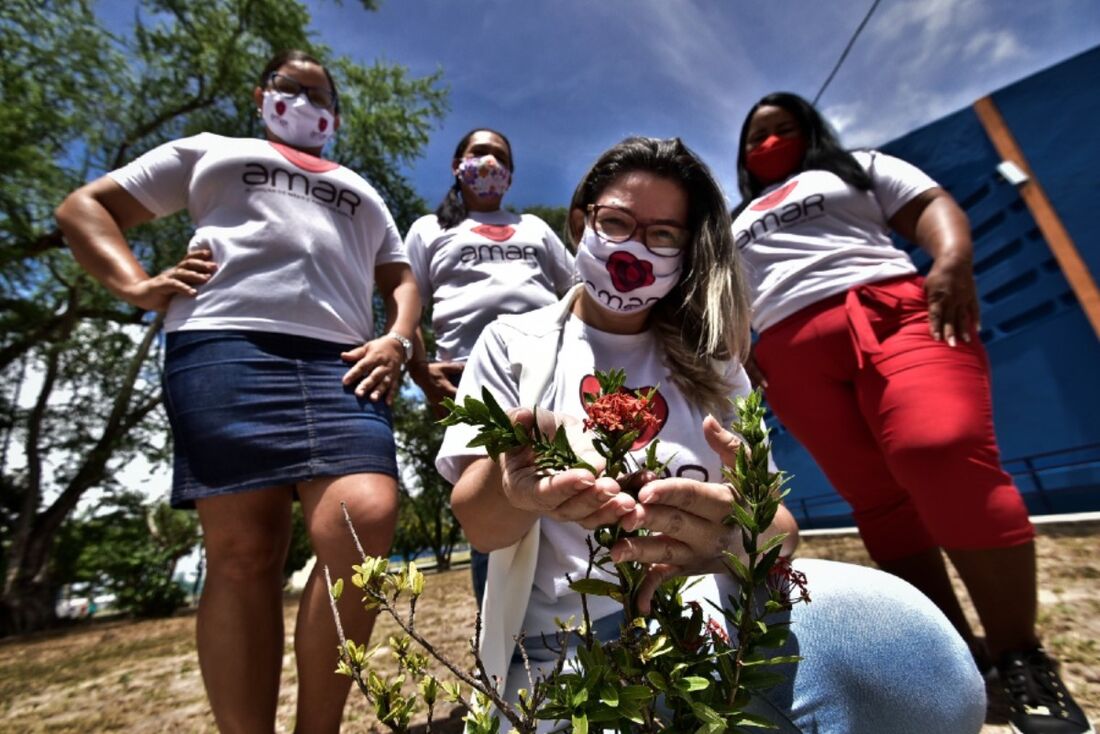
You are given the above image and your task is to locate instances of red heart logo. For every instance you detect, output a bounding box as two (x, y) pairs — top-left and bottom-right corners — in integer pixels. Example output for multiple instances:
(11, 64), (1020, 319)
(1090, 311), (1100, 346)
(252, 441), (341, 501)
(750, 179), (799, 211)
(579, 374), (668, 450)
(471, 224), (516, 242)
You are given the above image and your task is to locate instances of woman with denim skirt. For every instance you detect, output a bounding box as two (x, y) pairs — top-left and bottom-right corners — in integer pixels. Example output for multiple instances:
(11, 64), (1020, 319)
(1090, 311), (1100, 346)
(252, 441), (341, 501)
(56, 49), (419, 733)
(437, 136), (986, 733)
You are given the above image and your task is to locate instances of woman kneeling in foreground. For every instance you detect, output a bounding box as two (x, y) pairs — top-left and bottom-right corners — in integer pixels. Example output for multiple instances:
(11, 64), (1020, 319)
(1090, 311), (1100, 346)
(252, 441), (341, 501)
(435, 137), (986, 733)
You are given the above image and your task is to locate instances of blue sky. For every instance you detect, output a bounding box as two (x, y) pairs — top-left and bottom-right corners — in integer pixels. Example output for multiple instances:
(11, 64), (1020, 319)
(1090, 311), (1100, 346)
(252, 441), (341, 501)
(305, 0), (1100, 211)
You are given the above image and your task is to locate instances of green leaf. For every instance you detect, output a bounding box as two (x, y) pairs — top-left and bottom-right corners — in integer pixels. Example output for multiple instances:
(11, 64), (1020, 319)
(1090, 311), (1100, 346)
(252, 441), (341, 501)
(568, 578), (624, 600)
(645, 671), (668, 691)
(678, 676), (712, 692)
(723, 551), (751, 583)
(482, 387), (512, 427)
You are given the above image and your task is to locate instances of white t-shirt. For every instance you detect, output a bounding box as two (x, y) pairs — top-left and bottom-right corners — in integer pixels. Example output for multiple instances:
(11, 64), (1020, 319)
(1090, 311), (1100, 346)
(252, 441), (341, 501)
(732, 150), (938, 332)
(109, 133), (406, 344)
(404, 211), (575, 361)
(437, 313), (751, 639)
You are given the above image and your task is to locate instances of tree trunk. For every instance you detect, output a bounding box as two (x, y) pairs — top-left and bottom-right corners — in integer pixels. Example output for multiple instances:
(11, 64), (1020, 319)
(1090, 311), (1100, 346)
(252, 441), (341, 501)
(0, 528), (60, 635)
(0, 580), (56, 636)
(1, 316), (164, 636)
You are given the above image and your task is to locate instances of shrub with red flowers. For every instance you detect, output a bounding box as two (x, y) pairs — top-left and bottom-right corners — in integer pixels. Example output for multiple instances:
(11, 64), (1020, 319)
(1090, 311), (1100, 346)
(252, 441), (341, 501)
(582, 391), (656, 434)
(326, 372), (808, 733)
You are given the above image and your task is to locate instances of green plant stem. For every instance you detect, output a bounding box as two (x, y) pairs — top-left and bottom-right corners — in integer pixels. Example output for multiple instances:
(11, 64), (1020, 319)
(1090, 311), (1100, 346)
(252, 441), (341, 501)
(338, 503), (535, 734)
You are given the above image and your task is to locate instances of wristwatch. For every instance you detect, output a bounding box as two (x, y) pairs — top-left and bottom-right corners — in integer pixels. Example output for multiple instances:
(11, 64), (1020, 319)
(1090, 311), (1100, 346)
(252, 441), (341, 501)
(386, 331), (414, 362)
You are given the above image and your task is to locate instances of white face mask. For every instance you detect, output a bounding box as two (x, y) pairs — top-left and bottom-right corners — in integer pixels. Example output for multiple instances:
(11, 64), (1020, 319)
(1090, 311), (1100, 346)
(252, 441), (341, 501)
(575, 226), (683, 314)
(261, 90), (336, 149)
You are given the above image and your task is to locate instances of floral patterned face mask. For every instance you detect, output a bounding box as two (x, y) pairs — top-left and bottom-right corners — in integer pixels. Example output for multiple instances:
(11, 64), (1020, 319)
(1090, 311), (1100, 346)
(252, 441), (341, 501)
(575, 226), (682, 314)
(456, 155), (512, 199)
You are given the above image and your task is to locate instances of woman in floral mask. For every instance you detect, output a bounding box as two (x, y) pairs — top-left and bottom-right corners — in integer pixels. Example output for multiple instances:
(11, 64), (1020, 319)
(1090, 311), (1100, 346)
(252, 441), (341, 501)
(405, 128), (575, 605)
(406, 128), (575, 408)
(732, 92), (1091, 734)
(56, 49), (418, 733)
(436, 136), (985, 733)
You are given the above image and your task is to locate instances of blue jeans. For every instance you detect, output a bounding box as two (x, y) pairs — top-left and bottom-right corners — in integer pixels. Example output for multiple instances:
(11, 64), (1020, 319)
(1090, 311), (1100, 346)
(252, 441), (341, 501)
(506, 559), (986, 734)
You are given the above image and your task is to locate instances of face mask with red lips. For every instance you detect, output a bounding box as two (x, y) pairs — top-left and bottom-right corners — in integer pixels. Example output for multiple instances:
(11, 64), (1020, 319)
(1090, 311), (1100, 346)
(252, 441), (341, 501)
(262, 90), (336, 149)
(575, 226), (682, 314)
(745, 134), (807, 184)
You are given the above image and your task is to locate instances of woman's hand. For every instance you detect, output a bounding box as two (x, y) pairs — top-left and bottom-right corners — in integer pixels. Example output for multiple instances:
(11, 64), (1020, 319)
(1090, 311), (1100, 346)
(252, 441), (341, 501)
(119, 248), (217, 312)
(341, 335), (406, 403)
(888, 187), (980, 347)
(743, 345), (768, 389)
(499, 408), (635, 528)
(612, 415), (796, 614)
(923, 255), (980, 347)
(410, 360), (464, 417)
(612, 475), (737, 611)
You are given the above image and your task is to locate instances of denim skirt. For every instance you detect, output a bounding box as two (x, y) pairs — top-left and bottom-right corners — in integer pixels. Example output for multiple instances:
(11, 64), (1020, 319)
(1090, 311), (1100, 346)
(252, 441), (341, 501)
(163, 330), (397, 509)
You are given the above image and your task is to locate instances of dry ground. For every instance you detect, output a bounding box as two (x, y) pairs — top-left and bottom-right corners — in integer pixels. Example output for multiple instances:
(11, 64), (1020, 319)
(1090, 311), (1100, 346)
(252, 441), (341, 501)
(2, 521), (1097, 733)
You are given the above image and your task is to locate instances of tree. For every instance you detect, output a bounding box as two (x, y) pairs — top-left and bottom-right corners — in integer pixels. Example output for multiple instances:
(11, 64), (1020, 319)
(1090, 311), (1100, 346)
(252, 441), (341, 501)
(54, 492), (200, 617)
(0, 0), (447, 634)
(392, 391), (462, 570)
(388, 498), (425, 565)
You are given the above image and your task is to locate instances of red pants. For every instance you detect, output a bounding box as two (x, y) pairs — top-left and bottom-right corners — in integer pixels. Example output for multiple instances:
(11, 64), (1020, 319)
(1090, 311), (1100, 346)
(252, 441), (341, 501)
(755, 275), (1034, 562)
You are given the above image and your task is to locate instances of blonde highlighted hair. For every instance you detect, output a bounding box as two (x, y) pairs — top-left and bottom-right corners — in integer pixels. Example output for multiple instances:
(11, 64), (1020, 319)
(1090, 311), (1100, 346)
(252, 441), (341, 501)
(568, 137), (751, 414)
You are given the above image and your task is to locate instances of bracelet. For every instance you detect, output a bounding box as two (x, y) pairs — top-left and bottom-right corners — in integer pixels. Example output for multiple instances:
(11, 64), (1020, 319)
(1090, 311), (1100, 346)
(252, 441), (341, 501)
(386, 331), (414, 362)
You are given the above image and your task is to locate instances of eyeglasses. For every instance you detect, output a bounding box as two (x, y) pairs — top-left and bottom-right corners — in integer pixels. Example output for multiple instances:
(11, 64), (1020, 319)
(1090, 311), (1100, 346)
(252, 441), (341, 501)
(587, 205), (689, 254)
(266, 73), (337, 110)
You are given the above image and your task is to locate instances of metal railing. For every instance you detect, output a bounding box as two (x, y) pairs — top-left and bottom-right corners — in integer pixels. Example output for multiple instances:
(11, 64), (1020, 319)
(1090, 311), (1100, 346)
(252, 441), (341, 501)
(790, 441), (1100, 527)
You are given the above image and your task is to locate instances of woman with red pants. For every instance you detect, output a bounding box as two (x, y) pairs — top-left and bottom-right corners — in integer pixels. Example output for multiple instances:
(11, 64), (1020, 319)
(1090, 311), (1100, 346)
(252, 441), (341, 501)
(731, 92), (1092, 734)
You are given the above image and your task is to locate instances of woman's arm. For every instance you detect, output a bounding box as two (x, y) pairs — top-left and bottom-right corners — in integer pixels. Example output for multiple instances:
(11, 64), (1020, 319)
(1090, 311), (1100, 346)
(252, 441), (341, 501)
(451, 408), (633, 552)
(56, 177), (215, 311)
(340, 262), (420, 402)
(408, 326), (464, 416)
(376, 262), (420, 342)
(888, 187), (980, 347)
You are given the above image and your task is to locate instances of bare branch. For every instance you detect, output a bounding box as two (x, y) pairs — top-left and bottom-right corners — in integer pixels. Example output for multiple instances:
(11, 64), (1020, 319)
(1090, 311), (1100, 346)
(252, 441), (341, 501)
(38, 313), (165, 535)
(337, 503), (532, 732)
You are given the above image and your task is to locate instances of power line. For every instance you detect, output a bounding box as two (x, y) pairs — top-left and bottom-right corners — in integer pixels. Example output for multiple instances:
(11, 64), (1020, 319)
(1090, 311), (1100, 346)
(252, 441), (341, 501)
(813, 0), (883, 106)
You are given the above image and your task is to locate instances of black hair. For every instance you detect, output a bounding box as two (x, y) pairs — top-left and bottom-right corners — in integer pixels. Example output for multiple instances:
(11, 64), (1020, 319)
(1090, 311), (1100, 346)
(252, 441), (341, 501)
(734, 92), (870, 211)
(259, 49), (339, 113)
(434, 128), (514, 229)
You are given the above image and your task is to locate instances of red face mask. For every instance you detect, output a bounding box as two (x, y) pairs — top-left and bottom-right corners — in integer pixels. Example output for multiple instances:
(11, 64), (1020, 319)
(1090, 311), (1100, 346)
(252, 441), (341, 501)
(745, 134), (807, 185)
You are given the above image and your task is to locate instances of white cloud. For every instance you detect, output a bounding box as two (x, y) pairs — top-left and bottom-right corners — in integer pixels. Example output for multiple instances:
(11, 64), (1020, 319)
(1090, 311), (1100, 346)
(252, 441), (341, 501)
(611, 1), (767, 124)
(965, 29), (1028, 65)
(816, 0), (1039, 147)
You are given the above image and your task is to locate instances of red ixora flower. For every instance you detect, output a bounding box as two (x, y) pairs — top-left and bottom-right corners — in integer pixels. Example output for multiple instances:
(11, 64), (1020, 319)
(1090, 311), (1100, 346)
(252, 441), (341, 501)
(606, 250), (656, 292)
(705, 617), (730, 645)
(582, 391), (659, 435)
(767, 556), (811, 605)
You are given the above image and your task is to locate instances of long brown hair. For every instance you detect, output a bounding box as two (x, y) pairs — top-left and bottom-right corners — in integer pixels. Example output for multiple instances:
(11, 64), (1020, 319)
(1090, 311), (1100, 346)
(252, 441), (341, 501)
(569, 136), (750, 414)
